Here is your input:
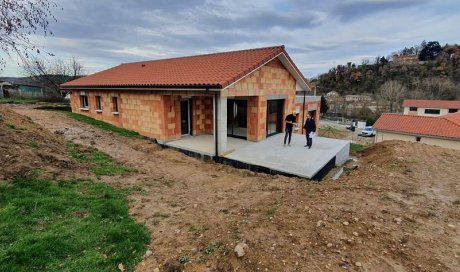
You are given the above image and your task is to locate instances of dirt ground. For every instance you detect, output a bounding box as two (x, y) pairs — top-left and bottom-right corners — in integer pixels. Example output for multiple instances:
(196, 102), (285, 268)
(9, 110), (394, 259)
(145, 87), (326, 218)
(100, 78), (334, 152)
(2, 104), (460, 272)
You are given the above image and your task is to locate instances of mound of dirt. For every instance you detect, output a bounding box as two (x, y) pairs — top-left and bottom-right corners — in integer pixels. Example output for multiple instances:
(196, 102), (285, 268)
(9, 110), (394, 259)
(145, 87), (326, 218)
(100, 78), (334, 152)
(0, 105), (81, 180)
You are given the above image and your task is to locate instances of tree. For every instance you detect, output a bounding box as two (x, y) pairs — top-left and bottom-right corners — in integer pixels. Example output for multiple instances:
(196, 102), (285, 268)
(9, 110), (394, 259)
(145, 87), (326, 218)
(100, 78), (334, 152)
(22, 56), (84, 97)
(0, 0), (57, 68)
(419, 41), (442, 61)
(379, 80), (407, 112)
(320, 95), (329, 114)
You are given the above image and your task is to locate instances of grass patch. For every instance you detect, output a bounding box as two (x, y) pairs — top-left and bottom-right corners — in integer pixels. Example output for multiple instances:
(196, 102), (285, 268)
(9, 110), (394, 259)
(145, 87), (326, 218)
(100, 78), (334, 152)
(6, 124), (17, 130)
(202, 243), (220, 255)
(179, 255), (190, 264)
(152, 212), (170, 219)
(188, 225), (204, 234)
(266, 207), (277, 217)
(0, 97), (40, 104)
(28, 141), (39, 149)
(67, 143), (132, 176)
(66, 112), (142, 138)
(318, 125), (347, 139)
(0, 176), (150, 272)
(350, 143), (365, 153)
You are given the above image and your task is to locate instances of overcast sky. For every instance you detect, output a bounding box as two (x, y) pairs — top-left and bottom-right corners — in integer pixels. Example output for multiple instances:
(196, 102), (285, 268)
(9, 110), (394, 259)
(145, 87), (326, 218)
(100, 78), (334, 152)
(2, 0), (460, 79)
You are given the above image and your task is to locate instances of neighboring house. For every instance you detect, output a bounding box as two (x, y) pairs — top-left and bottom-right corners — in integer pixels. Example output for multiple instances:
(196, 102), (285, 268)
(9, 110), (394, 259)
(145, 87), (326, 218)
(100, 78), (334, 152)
(403, 99), (460, 116)
(0, 77), (45, 98)
(61, 45), (317, 156)
(373, 112), (460, 150)
(345, 94), (372, 103)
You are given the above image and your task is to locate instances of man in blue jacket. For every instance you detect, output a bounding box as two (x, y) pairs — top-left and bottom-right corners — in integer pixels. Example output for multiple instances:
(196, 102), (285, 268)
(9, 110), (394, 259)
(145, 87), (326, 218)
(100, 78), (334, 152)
(303, 113), (316, 149)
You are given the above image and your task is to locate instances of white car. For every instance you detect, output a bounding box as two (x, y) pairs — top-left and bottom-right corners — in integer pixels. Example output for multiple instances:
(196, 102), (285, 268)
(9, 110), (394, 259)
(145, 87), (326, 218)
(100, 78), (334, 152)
(361, 126), (376, 137)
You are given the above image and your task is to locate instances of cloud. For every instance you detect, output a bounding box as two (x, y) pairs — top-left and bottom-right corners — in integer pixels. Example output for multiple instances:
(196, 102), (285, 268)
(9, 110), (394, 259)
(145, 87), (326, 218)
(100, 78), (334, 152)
(1, 0), (460, 78)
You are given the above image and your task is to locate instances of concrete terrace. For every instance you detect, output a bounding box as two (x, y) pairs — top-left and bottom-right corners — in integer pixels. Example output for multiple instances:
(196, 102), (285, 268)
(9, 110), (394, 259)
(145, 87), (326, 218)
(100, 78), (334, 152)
(164, 134), (350, 180)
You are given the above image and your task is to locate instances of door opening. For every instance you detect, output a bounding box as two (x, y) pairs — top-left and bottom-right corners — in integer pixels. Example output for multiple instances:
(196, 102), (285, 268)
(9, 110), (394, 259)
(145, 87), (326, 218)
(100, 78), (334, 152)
(227, 99), (247, 139)
(180, 99), (191, 135)
(266, 99), (284, 137)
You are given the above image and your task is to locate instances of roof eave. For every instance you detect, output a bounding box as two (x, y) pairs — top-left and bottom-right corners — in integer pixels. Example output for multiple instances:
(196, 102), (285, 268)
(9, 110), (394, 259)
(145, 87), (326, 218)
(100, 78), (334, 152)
(60, 84), (222, 91)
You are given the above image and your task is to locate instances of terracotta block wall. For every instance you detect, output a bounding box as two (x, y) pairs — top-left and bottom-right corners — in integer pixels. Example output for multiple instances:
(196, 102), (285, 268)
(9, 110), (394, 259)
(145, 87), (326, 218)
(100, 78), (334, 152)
(192, 96), (213, 135)
(222, 58), (297, 141)
(70, 90), (184, 141)
(162, 95), (181, 141)
(247, 96), (267, 141)
(294, 100), (321, 134)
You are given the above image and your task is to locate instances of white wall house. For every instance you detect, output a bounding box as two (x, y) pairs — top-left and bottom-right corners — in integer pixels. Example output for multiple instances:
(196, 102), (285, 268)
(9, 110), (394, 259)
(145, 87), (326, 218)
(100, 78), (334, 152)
(403, 99), (460, 116)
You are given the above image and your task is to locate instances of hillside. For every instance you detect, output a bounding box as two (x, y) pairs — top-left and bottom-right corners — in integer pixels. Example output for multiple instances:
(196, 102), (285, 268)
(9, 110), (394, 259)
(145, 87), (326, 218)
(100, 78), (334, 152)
(3, 104), (460, 272)
(314, 42), (460, 101)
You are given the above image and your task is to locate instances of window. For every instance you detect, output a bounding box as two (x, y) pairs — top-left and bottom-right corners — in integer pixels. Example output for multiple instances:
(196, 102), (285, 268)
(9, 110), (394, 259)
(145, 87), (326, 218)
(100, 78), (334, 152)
(449, 108), (458, 113)
(409, 107), (417, 111)
(80, 95), (89, 109)
(416, 136), (421, 142)
(112, 97), (119, 113)
(95, 96), (102, 111)
(424, 109), (440, 115)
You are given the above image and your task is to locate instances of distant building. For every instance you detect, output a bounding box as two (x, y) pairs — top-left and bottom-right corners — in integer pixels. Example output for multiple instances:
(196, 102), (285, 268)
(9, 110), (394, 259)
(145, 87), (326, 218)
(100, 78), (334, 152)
(392, 54), (419, 65)
(402, 99), (460, 116)
(373, 112), (460, 150)
(345, 94), (372, 103)
(0, 77), (45, 98)
(325, 91), (340, 99)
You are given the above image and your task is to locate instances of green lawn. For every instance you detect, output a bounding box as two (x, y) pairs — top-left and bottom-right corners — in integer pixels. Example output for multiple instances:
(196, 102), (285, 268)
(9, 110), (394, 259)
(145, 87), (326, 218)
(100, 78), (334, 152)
(0, 175), (150, 272)
(350, 143), (365, 153)
(0, 97), (40, 104)
(67, 143), (132, 176)
(65, 112), (142, 138)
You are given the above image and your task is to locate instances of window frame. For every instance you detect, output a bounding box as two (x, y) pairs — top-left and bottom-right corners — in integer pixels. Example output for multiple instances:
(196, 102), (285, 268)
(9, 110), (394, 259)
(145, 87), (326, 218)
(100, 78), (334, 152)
(409, 107), (417, 111)
(112, 96), (119, 115)
(95, 96), (103, 112)
(424, 108), (440, 115)
(80, 95), (89, 110)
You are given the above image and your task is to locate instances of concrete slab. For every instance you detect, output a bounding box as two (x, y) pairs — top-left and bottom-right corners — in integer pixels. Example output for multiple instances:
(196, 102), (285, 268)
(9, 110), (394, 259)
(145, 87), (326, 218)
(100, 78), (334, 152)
(224, 134), (350, 179)
(165, 134), (252, 156)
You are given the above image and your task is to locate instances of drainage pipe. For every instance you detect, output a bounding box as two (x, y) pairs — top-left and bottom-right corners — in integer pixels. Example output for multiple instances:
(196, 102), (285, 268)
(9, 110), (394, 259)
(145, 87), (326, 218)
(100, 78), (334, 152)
(302, 89), (306, 130)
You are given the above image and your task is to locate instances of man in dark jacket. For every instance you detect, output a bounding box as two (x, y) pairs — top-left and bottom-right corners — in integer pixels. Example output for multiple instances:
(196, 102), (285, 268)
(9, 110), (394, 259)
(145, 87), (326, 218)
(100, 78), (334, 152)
(284, 110), (297, 146)
(303, 113), (316, 149)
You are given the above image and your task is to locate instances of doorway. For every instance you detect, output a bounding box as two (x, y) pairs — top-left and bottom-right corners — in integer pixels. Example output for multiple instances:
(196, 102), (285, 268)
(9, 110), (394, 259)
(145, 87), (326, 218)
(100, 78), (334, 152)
(266, 99), (283, 137)
(180, 99), (191, 135)
(227, 99), (247, 139)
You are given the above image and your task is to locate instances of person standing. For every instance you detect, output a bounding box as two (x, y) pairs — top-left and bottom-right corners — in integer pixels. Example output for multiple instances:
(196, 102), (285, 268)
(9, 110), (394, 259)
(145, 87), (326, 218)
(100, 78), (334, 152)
(284, 110), (297, 146)
(303, 113), (316, 149)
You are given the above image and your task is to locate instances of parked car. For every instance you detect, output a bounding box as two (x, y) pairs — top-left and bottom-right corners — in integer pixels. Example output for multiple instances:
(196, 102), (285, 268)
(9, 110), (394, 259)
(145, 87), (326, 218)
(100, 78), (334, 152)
(361, 126), (376, 137)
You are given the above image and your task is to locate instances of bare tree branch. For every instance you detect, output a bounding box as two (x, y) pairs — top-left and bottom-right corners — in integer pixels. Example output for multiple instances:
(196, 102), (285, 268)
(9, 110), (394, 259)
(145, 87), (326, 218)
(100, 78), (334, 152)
(0, 0), (58, 69)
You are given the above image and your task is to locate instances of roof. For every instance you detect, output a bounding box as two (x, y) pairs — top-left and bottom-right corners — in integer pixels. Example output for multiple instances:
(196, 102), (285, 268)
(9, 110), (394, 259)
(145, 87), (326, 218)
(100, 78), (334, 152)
(402, 99), (460, 109)
(61, 45), (309, 90)
(373, 112), (460, 139)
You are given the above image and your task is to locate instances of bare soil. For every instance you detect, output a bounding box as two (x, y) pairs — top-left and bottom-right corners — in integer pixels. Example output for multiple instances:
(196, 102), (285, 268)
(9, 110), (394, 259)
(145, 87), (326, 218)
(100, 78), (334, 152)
(3, 104), (460, 272)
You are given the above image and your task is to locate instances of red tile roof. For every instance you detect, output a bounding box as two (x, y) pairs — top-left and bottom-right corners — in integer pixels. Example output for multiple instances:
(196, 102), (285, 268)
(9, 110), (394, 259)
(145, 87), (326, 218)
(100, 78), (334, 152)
(61, 45), (306, 89)
(373, 112), (460, 139)
(402, 99), (460, 109)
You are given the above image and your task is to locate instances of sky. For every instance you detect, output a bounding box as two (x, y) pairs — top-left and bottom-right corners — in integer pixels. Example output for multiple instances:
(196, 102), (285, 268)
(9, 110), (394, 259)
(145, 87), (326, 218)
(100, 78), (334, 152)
(2, 0), (460, 79)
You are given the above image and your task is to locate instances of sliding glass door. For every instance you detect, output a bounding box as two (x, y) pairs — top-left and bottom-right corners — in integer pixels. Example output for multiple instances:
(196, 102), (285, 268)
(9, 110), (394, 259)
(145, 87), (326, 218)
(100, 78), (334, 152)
(266, 99), (283, 137)
(227, 99), (247, 139)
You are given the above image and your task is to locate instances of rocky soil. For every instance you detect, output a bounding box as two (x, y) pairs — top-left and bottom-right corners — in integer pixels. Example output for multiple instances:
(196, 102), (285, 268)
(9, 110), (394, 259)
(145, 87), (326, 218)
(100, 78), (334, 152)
(2, 104), (460, 272)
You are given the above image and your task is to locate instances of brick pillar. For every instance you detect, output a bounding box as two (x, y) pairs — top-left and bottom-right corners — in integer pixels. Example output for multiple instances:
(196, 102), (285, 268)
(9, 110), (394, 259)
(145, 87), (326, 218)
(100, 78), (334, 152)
(162, 95), (181, 142)
(247, 96), (267, 141)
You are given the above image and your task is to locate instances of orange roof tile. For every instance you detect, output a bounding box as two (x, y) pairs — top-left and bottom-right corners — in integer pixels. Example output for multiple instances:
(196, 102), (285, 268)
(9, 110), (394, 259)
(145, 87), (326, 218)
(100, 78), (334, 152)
(373, 112), (460, 139)
(402, 99), (460, 109)
(61, 45), (306, 89)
